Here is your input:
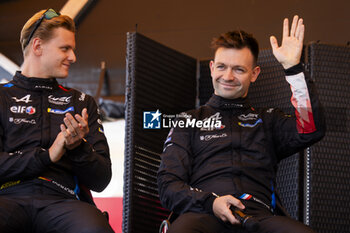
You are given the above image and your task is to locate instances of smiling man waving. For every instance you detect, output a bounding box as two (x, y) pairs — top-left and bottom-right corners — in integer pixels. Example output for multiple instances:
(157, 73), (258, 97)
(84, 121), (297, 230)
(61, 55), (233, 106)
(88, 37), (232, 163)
(158, 15), (325, 233)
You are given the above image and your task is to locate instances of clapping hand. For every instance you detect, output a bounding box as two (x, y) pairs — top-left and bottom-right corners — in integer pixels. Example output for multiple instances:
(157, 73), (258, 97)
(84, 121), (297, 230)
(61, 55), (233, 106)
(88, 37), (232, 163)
(61, 108), (89, 150)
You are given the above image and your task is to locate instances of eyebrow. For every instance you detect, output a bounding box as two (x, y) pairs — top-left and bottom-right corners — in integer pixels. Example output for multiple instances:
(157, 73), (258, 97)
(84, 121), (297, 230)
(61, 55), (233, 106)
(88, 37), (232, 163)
(60, 45), (76, 50)
(215, 62), (246, 69)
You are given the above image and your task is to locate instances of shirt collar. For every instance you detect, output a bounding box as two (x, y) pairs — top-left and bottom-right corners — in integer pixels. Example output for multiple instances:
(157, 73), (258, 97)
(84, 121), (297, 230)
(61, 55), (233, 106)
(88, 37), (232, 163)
(206, 94), (251, 110)
(12, 71), (59, 91)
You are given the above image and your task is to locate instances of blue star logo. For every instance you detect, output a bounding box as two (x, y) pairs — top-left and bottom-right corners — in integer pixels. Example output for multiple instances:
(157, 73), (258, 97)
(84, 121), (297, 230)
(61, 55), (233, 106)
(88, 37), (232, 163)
(143, 110), (162, 129)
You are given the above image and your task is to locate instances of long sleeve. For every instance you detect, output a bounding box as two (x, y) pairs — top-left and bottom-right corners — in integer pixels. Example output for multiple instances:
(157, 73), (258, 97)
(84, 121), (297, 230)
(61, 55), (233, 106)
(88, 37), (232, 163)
(0, 144), (52, 184)
(272, 63), (326, 158)
(0, 88), (53, 184)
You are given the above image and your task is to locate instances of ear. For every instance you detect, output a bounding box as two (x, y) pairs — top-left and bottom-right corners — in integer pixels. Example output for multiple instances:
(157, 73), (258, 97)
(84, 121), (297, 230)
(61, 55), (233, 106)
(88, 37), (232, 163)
(209, 60), (214, 76)
(250, 66), (261, 83)
(31, 38), (43, 56)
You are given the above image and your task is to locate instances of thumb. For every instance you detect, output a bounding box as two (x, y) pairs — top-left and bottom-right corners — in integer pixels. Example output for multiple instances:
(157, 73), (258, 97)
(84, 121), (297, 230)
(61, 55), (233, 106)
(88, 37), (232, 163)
(270, 36), (278, 51)
(228, 196), (245, 210)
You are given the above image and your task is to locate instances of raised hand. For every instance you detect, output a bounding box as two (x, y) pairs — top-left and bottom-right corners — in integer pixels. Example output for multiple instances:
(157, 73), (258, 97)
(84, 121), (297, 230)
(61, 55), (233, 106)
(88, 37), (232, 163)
(270, 15), (305, 69)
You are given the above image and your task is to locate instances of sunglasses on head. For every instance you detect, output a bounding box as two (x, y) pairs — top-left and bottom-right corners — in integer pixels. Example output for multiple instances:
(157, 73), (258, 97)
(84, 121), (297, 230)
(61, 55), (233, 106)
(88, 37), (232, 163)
(24, 8), (61, 49)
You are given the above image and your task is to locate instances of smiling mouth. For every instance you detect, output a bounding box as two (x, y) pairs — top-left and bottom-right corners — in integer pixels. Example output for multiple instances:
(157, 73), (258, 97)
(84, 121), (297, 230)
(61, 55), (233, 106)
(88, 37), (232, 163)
(218, 82), (239, 88)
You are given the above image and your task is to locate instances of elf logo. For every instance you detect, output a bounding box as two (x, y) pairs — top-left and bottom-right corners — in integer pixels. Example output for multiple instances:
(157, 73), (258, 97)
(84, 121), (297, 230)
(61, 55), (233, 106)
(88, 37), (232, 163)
(10, 106), (36, 115)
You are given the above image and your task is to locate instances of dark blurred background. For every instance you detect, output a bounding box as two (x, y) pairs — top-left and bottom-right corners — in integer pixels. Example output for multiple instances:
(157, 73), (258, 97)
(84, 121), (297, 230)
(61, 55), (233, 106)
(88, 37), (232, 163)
(0, 0), (349, 100)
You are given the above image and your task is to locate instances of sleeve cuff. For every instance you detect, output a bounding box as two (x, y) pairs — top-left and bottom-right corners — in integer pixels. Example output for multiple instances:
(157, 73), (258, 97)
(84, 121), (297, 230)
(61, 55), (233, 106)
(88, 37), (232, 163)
(37, 148), (53, 166)
(203, 194), (217, 214)
(67, 140), (93, 161)
(284, 63), (303, 76)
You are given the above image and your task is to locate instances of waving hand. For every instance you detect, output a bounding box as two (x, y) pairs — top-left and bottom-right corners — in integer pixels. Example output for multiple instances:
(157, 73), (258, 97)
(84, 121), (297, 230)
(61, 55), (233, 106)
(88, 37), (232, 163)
(270, 15), (305, 69)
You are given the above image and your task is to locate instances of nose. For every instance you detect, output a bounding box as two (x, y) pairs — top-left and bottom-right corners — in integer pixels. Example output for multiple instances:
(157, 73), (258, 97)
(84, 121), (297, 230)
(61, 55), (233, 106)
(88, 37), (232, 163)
(222, 68), (235, 81)
(68, 49), (76, 64)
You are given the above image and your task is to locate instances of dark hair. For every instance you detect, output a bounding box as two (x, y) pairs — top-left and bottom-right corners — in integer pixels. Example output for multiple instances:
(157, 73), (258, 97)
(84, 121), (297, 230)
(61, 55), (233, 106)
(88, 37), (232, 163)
(20, 9), (75, 54)
(211, 30), (259, 66)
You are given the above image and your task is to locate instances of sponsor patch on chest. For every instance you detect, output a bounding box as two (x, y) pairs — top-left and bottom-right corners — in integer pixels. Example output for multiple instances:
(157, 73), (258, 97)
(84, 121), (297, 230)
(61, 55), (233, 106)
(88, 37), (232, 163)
(200, 133), (228, 141)
(9, 117), (36, 125)
(48, 95), (72, 105)
(238, 118), (263, 128)
(12, 94), (32, 103)
(199, 112), (225, 131)
(47, 106), (74, 114)
(10, 105), (36, 115)
(238, 113), (259, 121)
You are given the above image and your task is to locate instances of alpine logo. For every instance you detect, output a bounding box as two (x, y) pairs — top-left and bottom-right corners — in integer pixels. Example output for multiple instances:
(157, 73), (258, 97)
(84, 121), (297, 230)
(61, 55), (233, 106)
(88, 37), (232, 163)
(10, 106), (36, 115)
(200, 112), (225, 131)
(48, 106), (74, 114)
(48, 95), (72, 105)
(12, 95), (32, 103)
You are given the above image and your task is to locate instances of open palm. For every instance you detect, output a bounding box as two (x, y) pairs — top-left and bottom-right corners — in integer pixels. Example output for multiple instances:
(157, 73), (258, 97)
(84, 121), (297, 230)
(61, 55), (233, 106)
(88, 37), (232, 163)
(270, 15), (304, 69)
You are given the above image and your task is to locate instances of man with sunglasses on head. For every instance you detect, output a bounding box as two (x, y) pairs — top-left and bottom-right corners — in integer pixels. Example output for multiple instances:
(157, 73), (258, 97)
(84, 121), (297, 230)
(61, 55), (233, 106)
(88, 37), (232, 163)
(0, 9), (114, 233)
(158, 16), (325, 233)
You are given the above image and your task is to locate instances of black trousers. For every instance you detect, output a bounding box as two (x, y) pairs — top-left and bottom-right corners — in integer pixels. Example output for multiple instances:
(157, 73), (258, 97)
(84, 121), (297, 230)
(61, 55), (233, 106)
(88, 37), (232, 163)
(0, 182), (114, 233)
(168, 207), (316, 233)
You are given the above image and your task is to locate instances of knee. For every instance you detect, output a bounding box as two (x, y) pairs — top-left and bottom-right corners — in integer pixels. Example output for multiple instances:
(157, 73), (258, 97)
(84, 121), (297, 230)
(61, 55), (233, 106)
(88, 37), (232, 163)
(79, 212), (114, 233)
(77, 222), (114, 233)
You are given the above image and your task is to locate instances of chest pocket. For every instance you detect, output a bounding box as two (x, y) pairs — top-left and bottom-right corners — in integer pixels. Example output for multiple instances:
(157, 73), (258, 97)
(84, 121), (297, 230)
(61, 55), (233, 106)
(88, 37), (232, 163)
(238, 117), (269, 161)
(47, 105), (76, 131)
(6, 99), (41, 151)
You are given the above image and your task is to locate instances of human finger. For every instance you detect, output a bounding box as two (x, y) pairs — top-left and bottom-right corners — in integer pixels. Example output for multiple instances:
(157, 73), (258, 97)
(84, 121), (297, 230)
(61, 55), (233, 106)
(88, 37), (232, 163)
(226, 210), (240, 225)
(75, 113), (88, 129)
(290, 15), (299, 37)
(65, 113), (80, 128)
(227, 196), (245, 210)
(60, 124), (71, 141)
(218, 200), (240, 225)
(60, 124), (67, 135)
(297, 22), (305, 43)
(81, 108), (88, 121)
(270, 36), (279, 51)
(74, 114), (89, 138)
(295, 18), (303, 39)
(282, 18), (289, 39)
(64, 113), (79, 136)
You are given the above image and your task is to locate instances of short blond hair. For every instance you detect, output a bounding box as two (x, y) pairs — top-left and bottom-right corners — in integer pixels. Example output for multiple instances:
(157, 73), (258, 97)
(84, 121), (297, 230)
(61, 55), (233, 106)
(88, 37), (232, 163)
(20, 9), (75, 54)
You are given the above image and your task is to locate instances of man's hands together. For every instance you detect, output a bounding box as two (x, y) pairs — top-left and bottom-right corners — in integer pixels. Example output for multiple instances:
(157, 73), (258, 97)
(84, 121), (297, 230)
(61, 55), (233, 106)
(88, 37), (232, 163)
(213, 195), (245, 225)
(49, 108), (89, 162)
(270, 15), (305, 69)
(61, 108), (89, 150)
